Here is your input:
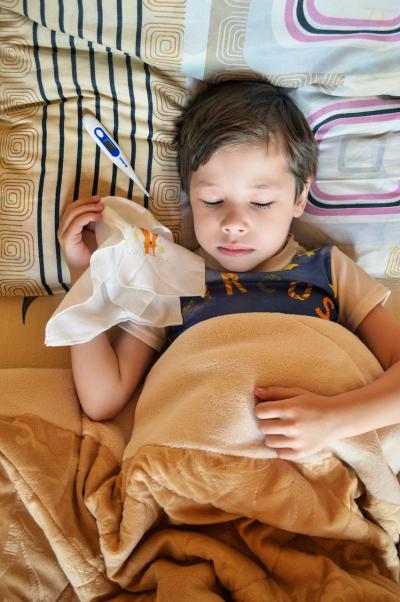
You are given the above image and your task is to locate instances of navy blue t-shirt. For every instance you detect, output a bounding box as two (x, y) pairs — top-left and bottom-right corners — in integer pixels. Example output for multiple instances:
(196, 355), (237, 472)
(168, 246), (338, 343)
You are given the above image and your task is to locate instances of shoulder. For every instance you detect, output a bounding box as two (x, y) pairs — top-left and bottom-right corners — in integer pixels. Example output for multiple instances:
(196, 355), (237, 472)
(329, 246), (391, 332)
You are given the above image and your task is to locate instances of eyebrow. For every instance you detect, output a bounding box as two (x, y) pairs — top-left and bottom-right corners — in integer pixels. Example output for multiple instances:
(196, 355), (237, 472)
(194, 182), (272, 189)
(193, 182), (220, 188)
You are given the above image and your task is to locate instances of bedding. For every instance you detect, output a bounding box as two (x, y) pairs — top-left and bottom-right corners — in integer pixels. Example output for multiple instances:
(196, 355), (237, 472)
(1, 1), (400, 600)
(1, 313), (400, 600)
(0, 0), (187, 295)
(182, 0), (400, 93)
(1, 0), (399, 296)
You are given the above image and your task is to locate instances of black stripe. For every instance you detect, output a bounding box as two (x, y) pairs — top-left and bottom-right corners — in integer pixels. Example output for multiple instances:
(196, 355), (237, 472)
(77, 0), (84, 39)
(125, 53), (136, 200)
(97, 0), (103, 45)
(51, 30), (69, 292)
(59, 0), (65, 33)
(308, 194), (400, 210)
(40, 0), (46, 27)
(70, 35), (83, 203)
(136, 0), (142, 57)
(312, 106), (400, 136)
(88, 41), (101, 195)
(144, 61), (153, 208)
(22, 0), (28, 17)
(116, 0), (123, 51)
(297, 0), (400, 35)
(32, 22), (52, 294)
(106, 47), (119, 196)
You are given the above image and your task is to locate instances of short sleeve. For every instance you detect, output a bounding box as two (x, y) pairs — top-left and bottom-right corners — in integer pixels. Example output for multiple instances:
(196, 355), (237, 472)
(331, 246), (391, 332)
(118, 321), (167, 351)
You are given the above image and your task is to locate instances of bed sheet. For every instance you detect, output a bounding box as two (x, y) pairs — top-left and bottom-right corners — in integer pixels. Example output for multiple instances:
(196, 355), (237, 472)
(1, 5), (400, 598)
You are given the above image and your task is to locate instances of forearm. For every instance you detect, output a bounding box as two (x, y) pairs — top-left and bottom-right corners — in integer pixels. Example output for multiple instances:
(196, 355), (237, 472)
(69, 269), (122, 414)
(67, 269), (155, 421)
(68, 271), (126, 418)
(332, 359), (400, 439)
(70, 333), (126, 420)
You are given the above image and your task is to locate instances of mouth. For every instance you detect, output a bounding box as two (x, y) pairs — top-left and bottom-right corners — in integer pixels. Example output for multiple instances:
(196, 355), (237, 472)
(217, 245), (254, 257)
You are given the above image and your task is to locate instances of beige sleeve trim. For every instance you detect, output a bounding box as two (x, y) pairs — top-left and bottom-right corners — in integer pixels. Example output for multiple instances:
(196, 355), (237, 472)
(331, 246), (391, 332)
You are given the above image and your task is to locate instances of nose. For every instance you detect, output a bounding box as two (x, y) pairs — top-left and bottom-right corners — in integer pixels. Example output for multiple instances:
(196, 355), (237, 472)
(221, 208), (249, 235)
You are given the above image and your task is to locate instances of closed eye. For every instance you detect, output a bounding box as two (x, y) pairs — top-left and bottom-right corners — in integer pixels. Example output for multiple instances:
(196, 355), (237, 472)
(201, 199), (223, 207)
(251, 202), (274, 209)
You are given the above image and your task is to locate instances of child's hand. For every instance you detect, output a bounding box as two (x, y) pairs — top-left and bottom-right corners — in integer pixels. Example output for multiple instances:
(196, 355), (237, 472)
(58, 196), (104, 282)
(254, 386), (341, 460)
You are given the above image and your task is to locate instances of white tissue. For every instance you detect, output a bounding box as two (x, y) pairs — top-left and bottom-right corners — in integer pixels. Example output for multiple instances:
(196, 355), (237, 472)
(45, 197), (205, 346)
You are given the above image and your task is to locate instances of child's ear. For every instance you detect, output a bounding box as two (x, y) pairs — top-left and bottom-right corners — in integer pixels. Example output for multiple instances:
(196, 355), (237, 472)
(293, 178), (312, 218)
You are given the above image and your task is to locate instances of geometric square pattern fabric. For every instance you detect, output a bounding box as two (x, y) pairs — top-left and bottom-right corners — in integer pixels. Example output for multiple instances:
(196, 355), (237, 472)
(290, 88), (400, 279)
(0, 0), (186, 295)
(182, 0), (400, 95)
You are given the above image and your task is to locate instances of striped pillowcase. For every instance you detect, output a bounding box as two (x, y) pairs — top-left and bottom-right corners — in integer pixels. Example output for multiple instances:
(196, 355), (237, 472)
(0, 0), (187, 296)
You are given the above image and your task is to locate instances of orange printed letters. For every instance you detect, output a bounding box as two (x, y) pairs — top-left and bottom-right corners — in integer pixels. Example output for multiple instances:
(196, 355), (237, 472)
(315, 296), (335, 320)
(287, 281), (313, 301)
(221, 273), (247, 296)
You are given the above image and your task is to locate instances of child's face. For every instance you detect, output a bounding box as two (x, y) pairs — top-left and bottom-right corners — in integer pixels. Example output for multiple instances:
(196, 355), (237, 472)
(189, 142), (309, 272)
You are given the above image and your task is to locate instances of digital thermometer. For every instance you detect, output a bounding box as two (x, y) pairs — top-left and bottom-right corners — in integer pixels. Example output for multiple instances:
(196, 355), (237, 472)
(83, 114), (152, 199)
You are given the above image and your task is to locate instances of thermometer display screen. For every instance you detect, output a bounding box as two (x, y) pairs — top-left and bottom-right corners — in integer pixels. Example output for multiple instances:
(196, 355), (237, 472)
(103, 138), (117, 154)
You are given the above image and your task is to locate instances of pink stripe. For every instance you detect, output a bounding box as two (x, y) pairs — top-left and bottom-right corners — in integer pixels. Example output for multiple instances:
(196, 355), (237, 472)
(305, 203), (400, 217)
(311, 182), (400, 202)
(307, 0), (400, 28)
(285, 0), (400, 41)
(308, 98), (397, 124)
(315, 111), (399, 140)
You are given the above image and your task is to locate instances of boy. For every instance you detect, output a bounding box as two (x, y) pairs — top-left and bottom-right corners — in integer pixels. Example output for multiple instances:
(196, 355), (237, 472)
(58, 80), (400, 459)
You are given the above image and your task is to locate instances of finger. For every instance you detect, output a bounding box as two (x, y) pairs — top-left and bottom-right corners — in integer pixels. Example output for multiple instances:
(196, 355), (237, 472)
(274, 448), (305, 461)
(72, 195), (102, 206)
(59, 198), (103, 234)
(254, 386), (304, 401)
(61, 196), (102, 218)
(59, 212), (103, 245)
(255, 401), (288, 420)
(264, 439), (318, 460)
(257, 419), (296, 437)
(58, 200), (104, 238)
(263, 435), (296, 449)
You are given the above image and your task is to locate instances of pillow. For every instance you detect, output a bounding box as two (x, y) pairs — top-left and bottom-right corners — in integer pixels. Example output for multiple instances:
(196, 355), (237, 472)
(2, 0), (400, 296)
(0, 1), (188, 295)
(290, 88), (400, 279)
(182, 0), (400, 95)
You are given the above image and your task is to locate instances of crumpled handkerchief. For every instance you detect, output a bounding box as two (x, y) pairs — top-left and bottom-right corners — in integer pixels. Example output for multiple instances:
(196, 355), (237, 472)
(45, 196), (205, 346)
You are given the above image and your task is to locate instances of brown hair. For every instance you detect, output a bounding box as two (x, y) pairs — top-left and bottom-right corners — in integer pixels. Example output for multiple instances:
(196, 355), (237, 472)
(174, 79), (318, 201)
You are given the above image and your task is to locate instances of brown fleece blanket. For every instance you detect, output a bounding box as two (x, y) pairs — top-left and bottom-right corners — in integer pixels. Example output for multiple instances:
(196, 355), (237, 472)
(1, 313), (400, 600)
